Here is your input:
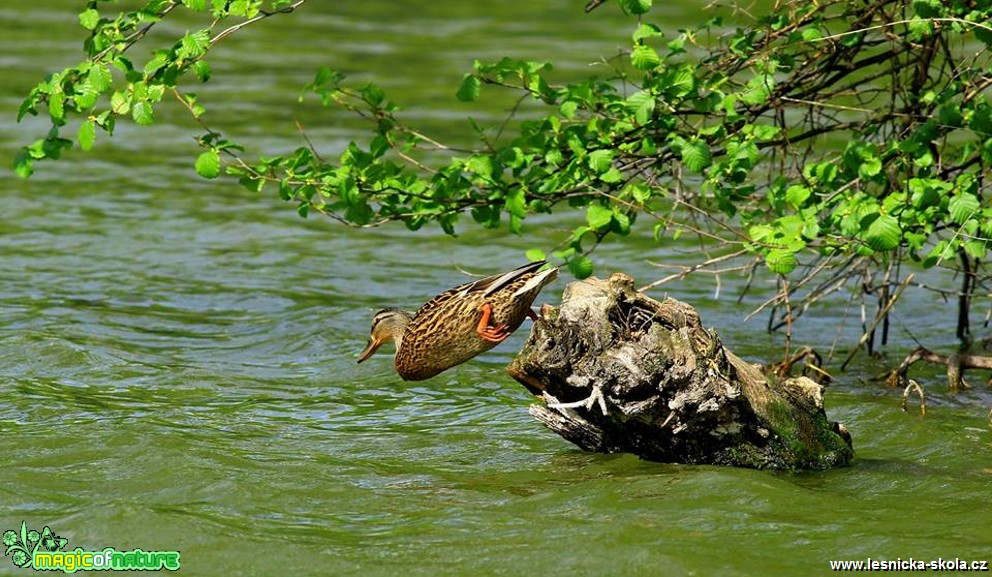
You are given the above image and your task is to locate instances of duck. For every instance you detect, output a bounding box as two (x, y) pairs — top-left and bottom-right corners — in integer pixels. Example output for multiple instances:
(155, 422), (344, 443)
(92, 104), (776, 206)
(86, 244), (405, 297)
(357, 260), (559, 380)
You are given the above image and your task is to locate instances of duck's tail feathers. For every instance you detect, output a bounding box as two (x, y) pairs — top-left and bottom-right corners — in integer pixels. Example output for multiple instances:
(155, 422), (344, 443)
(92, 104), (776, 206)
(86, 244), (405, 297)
(511, 266), (559, 298)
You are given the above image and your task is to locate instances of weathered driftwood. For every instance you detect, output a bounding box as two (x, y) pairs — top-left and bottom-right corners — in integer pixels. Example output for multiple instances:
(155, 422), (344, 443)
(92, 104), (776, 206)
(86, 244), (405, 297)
(507, 273), (853, 470)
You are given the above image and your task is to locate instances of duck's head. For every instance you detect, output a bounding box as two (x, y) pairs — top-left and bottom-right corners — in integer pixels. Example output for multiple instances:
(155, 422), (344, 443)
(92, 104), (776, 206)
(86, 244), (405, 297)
(357, 308), (413, 363)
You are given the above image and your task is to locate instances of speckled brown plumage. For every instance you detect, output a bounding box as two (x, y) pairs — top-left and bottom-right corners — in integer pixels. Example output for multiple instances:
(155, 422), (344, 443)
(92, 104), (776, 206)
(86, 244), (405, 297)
(358, 261), (559, 381)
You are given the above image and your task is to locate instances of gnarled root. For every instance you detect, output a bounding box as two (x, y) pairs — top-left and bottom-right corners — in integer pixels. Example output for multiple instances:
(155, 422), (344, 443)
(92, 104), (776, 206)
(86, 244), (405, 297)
(508, 273), (853, 470)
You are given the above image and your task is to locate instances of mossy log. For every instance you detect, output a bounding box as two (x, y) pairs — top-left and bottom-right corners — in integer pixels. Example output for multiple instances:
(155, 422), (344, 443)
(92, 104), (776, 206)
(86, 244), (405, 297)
(507, 273), (853, 470)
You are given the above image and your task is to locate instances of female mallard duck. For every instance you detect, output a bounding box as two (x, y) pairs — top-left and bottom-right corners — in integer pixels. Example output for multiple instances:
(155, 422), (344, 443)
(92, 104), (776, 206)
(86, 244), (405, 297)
(358, 260), (558, 381)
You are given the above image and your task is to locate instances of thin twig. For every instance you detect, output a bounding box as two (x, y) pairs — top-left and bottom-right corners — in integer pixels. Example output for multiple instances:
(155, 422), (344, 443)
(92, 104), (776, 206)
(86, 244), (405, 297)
(638, 249), (750, 292)
(210, 0), (308, 46)
(809, 17), (992, 43)
(92, 1), (182, 62)
(841, 273), (915, 370)
(294, 118), (324, 163)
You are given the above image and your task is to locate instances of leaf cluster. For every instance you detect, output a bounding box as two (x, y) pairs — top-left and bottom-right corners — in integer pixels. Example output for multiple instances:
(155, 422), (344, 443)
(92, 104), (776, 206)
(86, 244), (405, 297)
(15, 0), (992, 335)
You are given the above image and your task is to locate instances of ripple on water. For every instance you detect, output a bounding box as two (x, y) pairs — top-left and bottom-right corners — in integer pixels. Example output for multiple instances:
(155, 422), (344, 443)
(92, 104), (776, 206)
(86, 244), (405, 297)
(4, 2), (992, 574)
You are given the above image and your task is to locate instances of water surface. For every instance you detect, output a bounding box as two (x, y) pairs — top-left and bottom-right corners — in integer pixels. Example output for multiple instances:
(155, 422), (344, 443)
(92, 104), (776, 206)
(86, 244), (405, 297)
(2, 2), (990, 576)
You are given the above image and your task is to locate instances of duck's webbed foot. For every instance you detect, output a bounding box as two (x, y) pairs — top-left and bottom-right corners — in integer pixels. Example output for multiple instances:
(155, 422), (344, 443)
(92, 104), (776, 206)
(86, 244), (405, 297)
(476, 303), (510, 343)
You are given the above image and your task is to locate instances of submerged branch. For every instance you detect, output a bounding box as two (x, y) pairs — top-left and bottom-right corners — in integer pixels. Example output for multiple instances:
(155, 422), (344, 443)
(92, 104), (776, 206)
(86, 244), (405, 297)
(887, 346), (992, 391)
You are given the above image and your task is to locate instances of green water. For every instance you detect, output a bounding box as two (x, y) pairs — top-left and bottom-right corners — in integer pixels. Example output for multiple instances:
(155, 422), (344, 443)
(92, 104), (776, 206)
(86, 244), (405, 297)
(2, 3), (990, 576)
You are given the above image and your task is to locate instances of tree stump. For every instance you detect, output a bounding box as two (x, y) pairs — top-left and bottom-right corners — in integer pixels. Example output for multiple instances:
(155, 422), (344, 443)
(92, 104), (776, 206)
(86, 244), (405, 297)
(507, 273), (853, 470)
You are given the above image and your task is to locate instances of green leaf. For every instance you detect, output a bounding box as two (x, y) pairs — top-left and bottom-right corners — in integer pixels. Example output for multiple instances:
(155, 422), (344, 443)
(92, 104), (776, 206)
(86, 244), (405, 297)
(499, 146), (524, 169)
(195, 149), (221, 178)
(179, 31), (210, 59)
(143, 53), (169, 78)
(586, 204), (614, 230)
(437, 212), (457, 235)
(559, 100), (578, 119)
(612, 211), (632, 235)
(975, 23), (992, 47)
(741, 74), (773, 106)
(864, 214), (901, 251)
(456, 74), (481, 102)
(17, 91), (38, 122)
(680, 140), (712, 172)
(35, 134), (72, 161)
(505, 188), (527, 218)
(906, 17), (935, 41)
(631, 44), (661, 71)
(588, 149), (614, 173)
(937, 103), (963, 128)
(632, 23), (662, 42)
(132, 100), (154, 125)
(749, 124), (780, 141)
(908, 179), (939, 209)
(369, 135), (390, 158)
(600, 167), (623, 183)
(13, 150), (33, 179)
(194, 61), (212, 82)
(620, 0), (652, 15)
(49, 92), (65, 123)
(183, 0), (207, 9)
(182, 93), (206, 118)
(508, 214), (523, 234)
(466, 155), (493, 179)
(912, 0), (942, 18)
(76, 81), (99, 110)
(79, 8), (100, 30)
(923, 240), (953, 268)
(949, 193), (980, 224)
(471, 205), (500, 229)
(963, 239), (987, 259)
(88, 65), (113, 92)
(859, 155), (882, 178)
(727, 139), (760, 166)
(569, 255), (594, 279)
(785, 185), (811, 208)
(361, 83), (385, 107)
(525, 249), (547, 262)
(78, 120), (96, 151)
(110, 91), (130, 115)
(765, 249), (797, 275)
(626, 90), (655, 125)
(664, 66), (695, 99)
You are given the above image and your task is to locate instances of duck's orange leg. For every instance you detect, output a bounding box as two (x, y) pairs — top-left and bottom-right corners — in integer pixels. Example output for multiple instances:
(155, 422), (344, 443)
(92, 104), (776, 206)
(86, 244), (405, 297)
(477, 303), (510, 343)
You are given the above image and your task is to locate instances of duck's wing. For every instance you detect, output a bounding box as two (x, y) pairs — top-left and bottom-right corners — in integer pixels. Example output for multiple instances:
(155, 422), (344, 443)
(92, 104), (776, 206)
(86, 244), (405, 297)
(411, 261), (548, 320)
(474, 260), (547, 297)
